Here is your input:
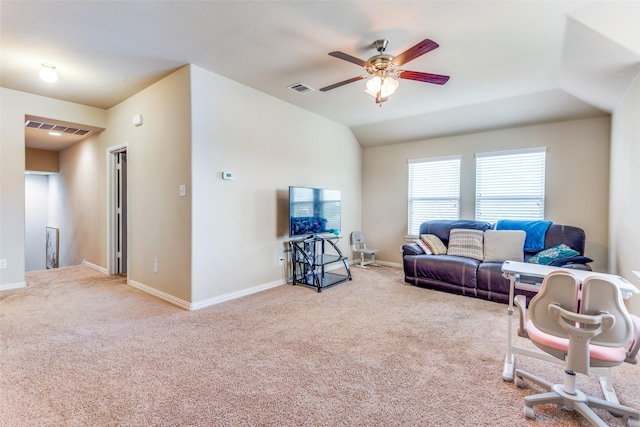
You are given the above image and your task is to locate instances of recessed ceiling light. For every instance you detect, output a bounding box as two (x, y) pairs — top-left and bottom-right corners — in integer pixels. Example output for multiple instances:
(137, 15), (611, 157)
(48, 131), (62, 136)
(39, 64), (58, 83)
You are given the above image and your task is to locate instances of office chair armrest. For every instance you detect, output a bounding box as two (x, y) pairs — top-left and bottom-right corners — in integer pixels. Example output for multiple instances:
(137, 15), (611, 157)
(514, 294), (528, 338)
(626, 314), (640, 364)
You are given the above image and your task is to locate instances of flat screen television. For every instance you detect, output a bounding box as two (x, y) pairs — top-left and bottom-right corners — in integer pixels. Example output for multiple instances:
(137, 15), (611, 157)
(289, 186), (341, 237)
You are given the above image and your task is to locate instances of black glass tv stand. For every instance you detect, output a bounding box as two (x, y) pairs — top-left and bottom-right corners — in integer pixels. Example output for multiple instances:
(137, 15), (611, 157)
(289, 235), (352, 292)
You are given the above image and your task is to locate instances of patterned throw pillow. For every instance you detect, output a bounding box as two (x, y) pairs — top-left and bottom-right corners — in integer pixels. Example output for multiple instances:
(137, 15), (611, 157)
(528, 244), (580, 265)
(416, 239), (433, 255)
(447, 229), (484, 261)
(420, 234), (447, 255)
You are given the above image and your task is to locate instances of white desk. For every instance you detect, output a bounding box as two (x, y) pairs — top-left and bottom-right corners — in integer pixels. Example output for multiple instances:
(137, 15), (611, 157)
(501, 261), (639, 403)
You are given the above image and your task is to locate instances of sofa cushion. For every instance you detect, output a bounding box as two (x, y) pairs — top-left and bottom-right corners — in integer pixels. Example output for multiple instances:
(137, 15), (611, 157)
(477, 262), (512, 297)
(483, 230), (526, 262)
(528, 243), (580, 265)
(421, 234), (447, 255)
(447, 229), (484, 261)
(410, 255), (480, 288)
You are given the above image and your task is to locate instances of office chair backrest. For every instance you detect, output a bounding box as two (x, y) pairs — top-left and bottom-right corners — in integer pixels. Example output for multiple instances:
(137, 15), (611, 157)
(529, 270), (579, 337)
(351, 231), (366, 247)
(581, 276), (634, 347)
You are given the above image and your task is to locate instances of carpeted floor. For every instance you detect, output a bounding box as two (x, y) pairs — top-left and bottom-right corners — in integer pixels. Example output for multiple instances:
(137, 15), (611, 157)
(1, 265), (638, 426)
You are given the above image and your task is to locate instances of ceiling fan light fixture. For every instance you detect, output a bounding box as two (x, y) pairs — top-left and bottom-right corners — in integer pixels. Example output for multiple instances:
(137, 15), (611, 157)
(39, 64), (58, 83)
(365, 75), (399, 98)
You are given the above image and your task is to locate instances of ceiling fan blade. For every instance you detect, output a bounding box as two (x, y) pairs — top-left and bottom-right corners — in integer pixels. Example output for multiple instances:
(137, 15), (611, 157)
(319, 75), (368, 92)
(328, 51), (370, 68)
(392, 39), (439, 66)
(398, 70), (450, 85)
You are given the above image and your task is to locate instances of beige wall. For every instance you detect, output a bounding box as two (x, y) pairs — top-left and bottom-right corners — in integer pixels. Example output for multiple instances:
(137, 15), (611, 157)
(362, 116), (611, 273)
(0, 88), (106, 289)
(25, 148), (59, 172)
(610, 72), (640, 315)
(189, 65), (362, 303)
(103, 66), (193, 302)
(52, 133), (106, 268)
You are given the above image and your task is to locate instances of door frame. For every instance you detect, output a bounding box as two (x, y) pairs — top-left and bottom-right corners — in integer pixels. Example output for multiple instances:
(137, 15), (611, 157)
(106, 143), (128, 275)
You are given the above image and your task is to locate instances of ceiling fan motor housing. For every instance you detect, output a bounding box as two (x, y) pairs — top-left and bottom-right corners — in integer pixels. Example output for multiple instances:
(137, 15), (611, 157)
(367, 54), (396, 76)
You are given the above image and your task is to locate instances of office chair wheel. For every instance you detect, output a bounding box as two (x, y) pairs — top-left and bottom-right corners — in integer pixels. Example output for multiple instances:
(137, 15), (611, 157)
(524, 405), (535, 419)
(628, 417), (640, 427)
(515, 375), (525, 388)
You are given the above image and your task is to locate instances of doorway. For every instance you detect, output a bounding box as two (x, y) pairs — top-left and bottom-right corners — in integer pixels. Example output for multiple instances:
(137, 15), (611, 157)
(108, 145), (128, 275)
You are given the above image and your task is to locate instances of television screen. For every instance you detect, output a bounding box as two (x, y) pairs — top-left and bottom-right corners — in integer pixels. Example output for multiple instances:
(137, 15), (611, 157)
(289, 186), (341, 237)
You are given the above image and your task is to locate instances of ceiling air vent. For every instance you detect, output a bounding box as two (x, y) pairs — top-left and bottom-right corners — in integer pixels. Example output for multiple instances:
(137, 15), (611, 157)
(25, 120), (92, 137)
(287, 83), (315, 95)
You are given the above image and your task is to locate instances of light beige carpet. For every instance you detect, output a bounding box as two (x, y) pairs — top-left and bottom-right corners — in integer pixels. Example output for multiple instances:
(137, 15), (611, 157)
(1, 265), (638, 426)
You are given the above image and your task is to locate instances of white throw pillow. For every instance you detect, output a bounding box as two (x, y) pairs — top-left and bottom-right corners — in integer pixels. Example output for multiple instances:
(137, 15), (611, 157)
(483, 230), (526, 262)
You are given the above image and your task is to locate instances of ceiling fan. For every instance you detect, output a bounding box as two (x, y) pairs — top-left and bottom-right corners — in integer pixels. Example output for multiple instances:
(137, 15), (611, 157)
(319, 38), (450, 106)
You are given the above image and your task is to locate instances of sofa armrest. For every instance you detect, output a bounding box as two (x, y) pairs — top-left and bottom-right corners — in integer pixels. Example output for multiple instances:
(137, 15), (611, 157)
(402, 243), (423, 256)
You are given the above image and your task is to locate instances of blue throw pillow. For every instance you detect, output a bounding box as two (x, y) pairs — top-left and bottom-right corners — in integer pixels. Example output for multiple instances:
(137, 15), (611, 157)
(528, 244), (580, 265)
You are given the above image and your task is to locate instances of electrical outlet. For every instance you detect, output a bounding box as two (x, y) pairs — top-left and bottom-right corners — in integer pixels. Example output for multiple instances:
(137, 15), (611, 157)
(0, 259), (7, 269)
(154, 257), (158, 273)
(278, 256), (284, 265)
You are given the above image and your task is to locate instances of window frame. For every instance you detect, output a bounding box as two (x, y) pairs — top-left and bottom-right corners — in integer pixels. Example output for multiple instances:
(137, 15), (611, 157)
(407, 155), (461, 236)
(475, 147), (546, 223)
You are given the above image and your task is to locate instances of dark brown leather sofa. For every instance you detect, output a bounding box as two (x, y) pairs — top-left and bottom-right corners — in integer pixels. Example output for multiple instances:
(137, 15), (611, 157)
(402, 220), (590, 304)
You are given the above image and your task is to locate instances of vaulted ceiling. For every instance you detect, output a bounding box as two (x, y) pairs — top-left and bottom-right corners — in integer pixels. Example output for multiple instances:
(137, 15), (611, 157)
(1, 1), (639, 150)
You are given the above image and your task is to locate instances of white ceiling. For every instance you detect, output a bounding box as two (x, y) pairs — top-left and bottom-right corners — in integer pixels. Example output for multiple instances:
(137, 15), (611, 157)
(1, 1), (639, 150)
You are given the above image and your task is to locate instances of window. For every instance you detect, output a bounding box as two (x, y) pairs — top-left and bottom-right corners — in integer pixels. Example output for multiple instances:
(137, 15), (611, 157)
(408, 156), (461, 236)
(475, 148), (546, 223)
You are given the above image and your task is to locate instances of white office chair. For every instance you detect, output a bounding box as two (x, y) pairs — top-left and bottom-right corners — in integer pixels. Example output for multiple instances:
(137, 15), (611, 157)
(514, 270), (640, 427)
(350, 231), (379, 268)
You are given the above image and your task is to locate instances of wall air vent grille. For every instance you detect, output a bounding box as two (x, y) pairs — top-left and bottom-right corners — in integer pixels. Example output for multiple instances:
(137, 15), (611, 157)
(287, 83), (315, 95)
(25, 120), (92, 136)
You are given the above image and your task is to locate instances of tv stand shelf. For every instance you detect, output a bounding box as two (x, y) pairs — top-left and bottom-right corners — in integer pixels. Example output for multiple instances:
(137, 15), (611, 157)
(289, 235), (351, 292)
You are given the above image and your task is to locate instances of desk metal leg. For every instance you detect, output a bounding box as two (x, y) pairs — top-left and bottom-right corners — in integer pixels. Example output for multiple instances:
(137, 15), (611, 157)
(503, 274), (516, 381)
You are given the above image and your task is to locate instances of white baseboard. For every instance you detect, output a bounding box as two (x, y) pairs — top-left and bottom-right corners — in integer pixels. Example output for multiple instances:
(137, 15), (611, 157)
(190, 279), (284, 311)
(377, 261), (402, 268)
(0, 281), (27, 291)
(128, 278), (286, 311)
(82, 260), (108, 274)
(127, 279), (192, 311)
(124, 262), (400, 311)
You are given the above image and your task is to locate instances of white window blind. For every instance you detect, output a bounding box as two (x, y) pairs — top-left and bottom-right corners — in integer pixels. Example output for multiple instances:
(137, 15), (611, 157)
(408, 156), (461, 236)
(475, 148), (546, 223)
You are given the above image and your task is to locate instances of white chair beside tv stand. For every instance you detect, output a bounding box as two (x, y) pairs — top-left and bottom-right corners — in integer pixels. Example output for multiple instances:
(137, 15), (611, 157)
(350, 231), (379, 268)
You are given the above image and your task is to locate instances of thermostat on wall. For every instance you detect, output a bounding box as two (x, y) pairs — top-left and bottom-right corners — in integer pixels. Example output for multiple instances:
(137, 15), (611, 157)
(132, 114), (143, 127)
(222, 172), (235, 180)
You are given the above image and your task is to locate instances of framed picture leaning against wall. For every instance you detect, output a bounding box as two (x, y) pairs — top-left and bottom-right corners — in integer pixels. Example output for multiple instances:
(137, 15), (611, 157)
(46, 226), (59, 269)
